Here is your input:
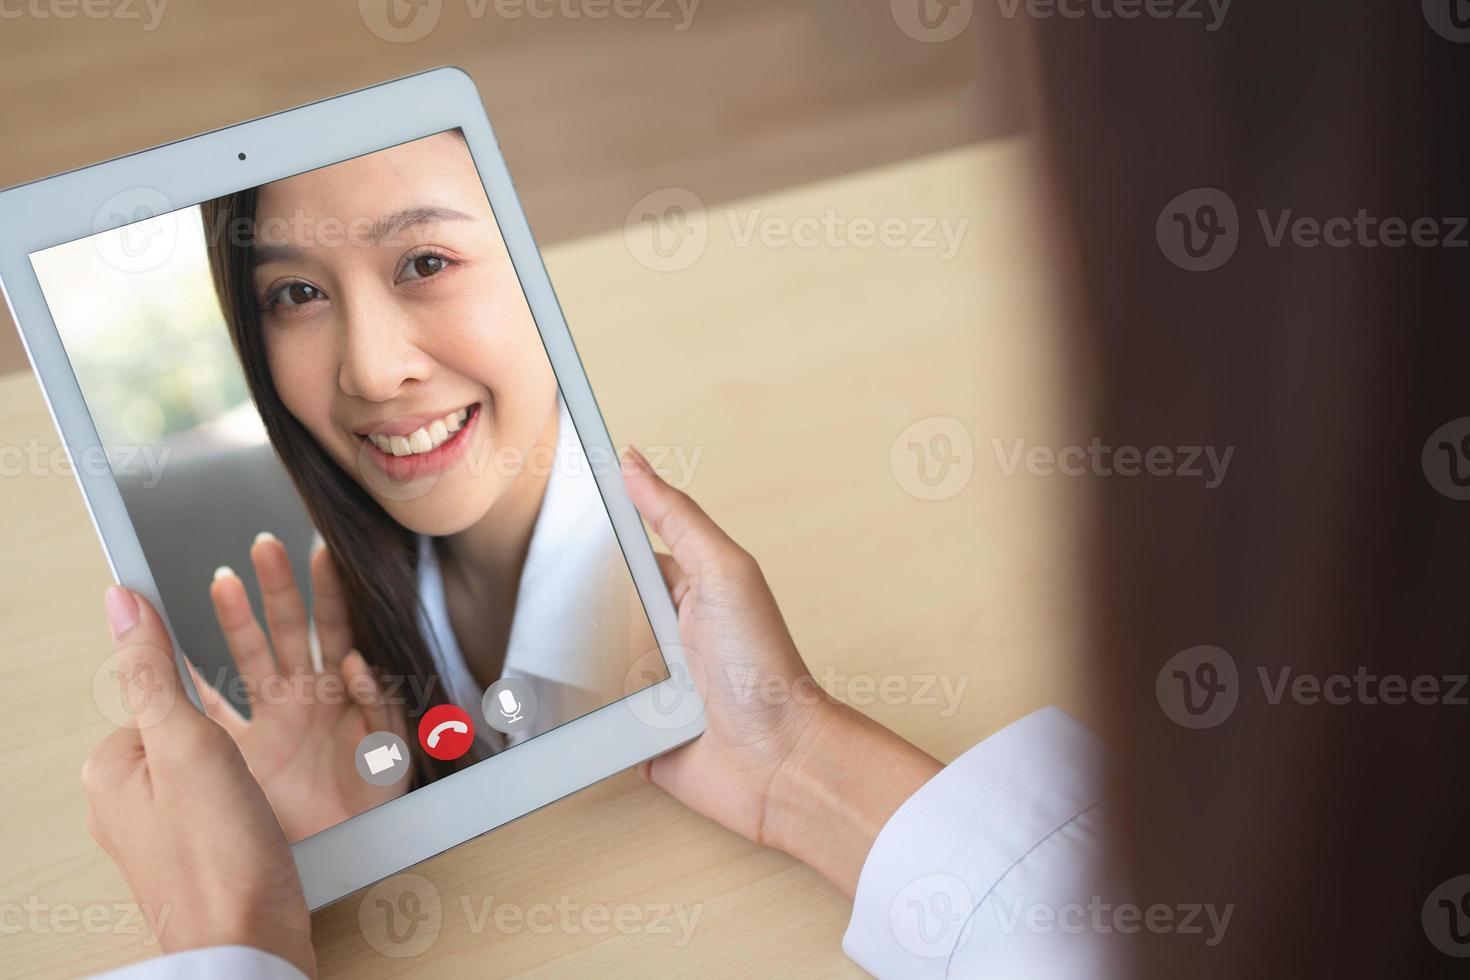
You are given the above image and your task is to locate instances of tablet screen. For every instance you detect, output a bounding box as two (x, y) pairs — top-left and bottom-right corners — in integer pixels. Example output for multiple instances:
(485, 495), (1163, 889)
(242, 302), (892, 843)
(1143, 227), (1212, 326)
(27, 130), (669, 842)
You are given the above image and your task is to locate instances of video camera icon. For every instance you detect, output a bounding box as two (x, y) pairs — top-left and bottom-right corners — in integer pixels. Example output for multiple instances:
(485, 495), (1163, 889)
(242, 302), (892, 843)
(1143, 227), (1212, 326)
(354, 731), (411, 787)
(364, 741), (403, 775)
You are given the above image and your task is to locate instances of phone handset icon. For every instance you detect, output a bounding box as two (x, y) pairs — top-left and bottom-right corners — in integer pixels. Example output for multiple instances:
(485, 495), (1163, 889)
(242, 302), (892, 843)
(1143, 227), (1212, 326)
(426, 719), (469, 748)
(417, 705), (474, 760)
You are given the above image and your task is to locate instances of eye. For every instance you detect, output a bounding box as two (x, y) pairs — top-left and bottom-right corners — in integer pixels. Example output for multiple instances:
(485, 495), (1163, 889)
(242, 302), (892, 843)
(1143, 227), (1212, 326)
(397, 251), (454, 284)
(281, 282), (324, 305)
(260, 280), (327, 314)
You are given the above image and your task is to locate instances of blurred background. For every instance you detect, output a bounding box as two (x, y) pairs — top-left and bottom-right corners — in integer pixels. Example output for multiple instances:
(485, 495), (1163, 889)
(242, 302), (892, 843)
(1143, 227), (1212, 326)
(31, 210), (318, 711)
(1, 4), (1096, 976)
(2, 0), (1033, 724)
(31, 211), (251, 450)
(5, 4), (1466, 977)
(0, 0), (1023, 375)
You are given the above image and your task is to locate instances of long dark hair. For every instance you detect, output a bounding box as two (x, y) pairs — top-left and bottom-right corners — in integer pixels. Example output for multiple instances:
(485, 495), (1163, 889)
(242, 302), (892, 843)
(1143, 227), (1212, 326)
(1032, 3), (1469, 976)
(201, 189), (456, 786)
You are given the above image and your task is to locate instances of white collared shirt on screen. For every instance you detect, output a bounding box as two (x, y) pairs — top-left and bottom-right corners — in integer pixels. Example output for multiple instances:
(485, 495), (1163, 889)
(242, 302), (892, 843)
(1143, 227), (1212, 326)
(82, 414), (1130, 980)
(416, 395), (646, 755)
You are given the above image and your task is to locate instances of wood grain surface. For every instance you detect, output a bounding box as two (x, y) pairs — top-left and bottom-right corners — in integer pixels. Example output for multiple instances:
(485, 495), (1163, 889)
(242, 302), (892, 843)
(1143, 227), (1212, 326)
(0, 139), (1094, 977)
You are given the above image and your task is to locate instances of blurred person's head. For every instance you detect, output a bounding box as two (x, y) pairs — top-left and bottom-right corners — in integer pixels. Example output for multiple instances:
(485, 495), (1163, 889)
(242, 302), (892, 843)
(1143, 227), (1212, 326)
(1028, 4), (1469, 975)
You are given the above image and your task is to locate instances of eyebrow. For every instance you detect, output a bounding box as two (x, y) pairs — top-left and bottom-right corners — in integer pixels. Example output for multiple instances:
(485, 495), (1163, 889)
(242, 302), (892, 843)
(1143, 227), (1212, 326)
(251, 206), (475, 265)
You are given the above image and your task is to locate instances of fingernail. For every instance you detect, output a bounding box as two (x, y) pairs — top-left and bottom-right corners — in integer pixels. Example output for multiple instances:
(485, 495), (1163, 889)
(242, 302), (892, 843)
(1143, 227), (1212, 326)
(622, 446), (650, 473)
(253, 531), (278, 547)
(310, 531), (326, 555)
(104, 586), (140, 639)
(213, 565), (236, 582)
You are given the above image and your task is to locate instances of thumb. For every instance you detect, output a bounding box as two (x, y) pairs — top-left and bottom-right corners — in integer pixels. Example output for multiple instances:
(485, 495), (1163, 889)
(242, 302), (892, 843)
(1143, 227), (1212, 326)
(103, 586), (204, 750)
(621, 447), (739, 575)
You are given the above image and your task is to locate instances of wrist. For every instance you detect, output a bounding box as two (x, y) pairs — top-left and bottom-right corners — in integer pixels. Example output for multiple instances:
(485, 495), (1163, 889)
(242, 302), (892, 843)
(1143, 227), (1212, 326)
(761, 699), (942, 898)
(268, 935), (317, 980)
(198, 904), (316, 979)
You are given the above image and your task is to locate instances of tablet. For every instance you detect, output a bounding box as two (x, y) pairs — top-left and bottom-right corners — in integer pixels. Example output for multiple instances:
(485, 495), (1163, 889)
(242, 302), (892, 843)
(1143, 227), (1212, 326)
(0, 67), (704, 909)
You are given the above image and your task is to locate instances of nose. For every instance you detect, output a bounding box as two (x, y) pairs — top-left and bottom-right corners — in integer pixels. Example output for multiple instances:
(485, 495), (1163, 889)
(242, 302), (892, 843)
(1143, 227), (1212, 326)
(335, 293), (434, 402)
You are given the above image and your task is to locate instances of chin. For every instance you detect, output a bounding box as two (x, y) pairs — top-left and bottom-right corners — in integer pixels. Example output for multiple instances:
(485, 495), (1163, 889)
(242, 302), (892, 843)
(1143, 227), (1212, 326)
(382, 494), (493, 538)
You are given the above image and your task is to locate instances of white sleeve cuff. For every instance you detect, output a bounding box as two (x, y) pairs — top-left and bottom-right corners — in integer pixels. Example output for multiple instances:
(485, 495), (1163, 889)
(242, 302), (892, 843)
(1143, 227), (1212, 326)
(89, 945), (308, 980)
(842, 706), (1107, 979)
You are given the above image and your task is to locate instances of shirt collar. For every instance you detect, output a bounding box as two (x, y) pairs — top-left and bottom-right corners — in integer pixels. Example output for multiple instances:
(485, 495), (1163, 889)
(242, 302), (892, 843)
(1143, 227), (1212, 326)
(416, 396), (619, 706)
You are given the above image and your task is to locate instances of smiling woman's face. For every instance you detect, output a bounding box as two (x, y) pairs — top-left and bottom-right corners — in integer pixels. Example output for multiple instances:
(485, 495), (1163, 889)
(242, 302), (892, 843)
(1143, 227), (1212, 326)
(250, 133), (557, 535)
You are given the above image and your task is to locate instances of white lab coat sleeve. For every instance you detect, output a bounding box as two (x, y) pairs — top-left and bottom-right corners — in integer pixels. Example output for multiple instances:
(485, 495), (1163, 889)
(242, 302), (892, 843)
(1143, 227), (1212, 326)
(87, 945), (307, 980)
(842, 706), (1126, 979)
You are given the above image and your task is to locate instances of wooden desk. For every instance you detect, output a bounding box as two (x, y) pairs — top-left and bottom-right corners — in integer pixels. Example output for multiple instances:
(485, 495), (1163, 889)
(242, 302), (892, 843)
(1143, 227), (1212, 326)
(0, 138), (1094, 977)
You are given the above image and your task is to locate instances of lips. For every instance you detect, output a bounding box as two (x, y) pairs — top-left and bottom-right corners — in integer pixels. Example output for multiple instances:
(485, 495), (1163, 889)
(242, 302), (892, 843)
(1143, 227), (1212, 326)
(363, 405), (472, 457)
(356, 402), (480, 480)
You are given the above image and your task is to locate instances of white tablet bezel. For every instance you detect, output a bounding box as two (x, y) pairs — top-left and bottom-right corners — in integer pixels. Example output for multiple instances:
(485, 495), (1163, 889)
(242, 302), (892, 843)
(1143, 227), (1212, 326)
(0, 67), (705, 909)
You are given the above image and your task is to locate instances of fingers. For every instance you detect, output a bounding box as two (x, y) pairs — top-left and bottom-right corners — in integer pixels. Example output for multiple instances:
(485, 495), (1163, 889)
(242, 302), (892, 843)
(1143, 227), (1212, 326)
(210, 567), (276, 702)
(101, 587), (208, 757)
(80, 726), (145, 808)
(622, 447), (743, 576)
(341, 649), (398, 735)
(653, 552), (691, 607)
(83, 804), (101, 850)
(185, 659), (247, 738)
(250, 532), (312, 675)
(309, 539), (353, 671)
(80, 726), (147, 856)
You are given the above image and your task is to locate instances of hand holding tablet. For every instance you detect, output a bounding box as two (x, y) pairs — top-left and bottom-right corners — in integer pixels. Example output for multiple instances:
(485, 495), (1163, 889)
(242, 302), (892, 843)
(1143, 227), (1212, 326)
(0, 68), (705, 906)
(84, 588), (315, 978)
(4, 72), (942, 966)
(80, 447), (945, 976)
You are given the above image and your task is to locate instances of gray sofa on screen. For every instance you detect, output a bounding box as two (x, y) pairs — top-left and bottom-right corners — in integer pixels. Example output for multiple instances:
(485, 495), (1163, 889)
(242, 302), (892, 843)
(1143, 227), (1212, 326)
(115, 441), (318, 717)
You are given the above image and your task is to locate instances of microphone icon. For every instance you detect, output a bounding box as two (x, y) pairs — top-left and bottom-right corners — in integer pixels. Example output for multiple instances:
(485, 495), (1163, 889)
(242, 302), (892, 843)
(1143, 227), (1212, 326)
(496, 688), (524, 724)
(482, 681), (535, 734)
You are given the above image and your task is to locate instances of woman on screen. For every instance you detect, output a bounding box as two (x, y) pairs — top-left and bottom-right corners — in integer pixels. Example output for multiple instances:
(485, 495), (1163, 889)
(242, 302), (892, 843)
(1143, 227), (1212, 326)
(195, 131), (660, 841)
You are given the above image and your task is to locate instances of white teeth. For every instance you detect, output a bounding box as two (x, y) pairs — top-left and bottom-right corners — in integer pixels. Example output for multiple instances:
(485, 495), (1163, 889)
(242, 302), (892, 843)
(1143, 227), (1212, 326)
(370, 406), (472, 458)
